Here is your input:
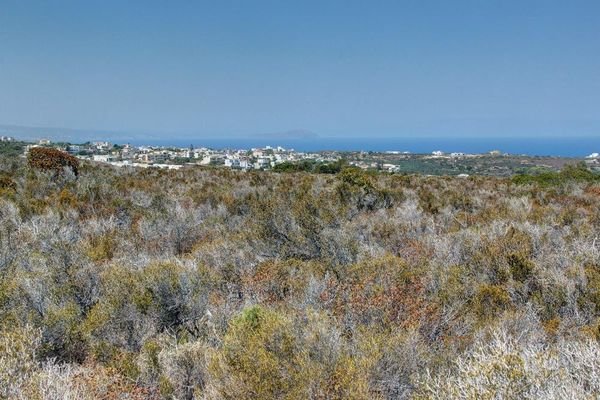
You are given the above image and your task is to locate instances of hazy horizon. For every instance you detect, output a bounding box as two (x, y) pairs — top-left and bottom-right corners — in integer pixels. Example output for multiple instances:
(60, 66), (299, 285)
(2, 122), (599, 157)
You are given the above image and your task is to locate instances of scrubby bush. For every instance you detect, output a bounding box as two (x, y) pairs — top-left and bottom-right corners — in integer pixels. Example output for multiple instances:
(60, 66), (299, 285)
(0, 174), (16, 192)
(512, 162), (599, 187)
(0, 325), (41, 399)
(210, 305), (310, 398)
(27, 147), (80, 177)
(417, 327), (600, 399)
(0, 155), (599, 398)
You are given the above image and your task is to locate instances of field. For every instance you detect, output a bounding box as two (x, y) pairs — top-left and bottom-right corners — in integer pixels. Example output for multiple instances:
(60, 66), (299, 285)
(0, 152), (599, 399)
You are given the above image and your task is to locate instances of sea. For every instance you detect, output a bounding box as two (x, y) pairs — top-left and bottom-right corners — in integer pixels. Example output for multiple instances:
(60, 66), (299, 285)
(131, 136), (600, 158)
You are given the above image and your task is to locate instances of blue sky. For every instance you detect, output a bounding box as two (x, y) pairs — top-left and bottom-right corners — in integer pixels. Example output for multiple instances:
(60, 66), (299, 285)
(0, 0), (599, 141)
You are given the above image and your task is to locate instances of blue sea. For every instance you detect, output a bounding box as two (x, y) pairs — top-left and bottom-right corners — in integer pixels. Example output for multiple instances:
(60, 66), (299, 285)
(131, 136), (599, 158)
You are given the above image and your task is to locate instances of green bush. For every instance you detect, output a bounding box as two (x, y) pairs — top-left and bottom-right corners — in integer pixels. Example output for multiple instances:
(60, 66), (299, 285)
(473, 284), (512, 320)
(211, 306), (311, 399)
(512, 162), (599, 187)
(507, 252), (535, 283)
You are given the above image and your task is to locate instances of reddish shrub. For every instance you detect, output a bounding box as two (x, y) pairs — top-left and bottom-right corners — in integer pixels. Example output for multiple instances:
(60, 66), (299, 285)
(27, 147), (80, 177)
(585, 185), (600, 197)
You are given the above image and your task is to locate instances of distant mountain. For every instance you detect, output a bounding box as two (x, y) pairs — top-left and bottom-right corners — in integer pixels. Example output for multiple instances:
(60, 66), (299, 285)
(0, 123), (155, 144)
(0, 124), (321, 145)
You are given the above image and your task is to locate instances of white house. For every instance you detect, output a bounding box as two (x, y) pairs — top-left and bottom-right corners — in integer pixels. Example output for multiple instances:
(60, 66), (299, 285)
(200, 155), (224, 165)
(93, 141), (112, 151)
(93, 154), (117, 163)
(239, 159), (251, 169)
(67, 145), (81, 154)
(255, 157), (271, 169)
(224, 158), (241, 168)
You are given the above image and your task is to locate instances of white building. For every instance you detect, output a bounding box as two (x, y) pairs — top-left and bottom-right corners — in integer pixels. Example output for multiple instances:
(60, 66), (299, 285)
(67, 145), (81, 154)
(93, 154), (117, 162)
(255, 157), (271, 169)
(139, 152), (169, 164)
(224, 158), (241, 168)
(151, 164), (182, 170)
(93, 141), (112, 151)
(383, 163), (400, 172)
(199, 155), (224, 165)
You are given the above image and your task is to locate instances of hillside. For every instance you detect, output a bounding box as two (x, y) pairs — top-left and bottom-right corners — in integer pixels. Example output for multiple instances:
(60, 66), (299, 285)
(0, 155), (599, 399)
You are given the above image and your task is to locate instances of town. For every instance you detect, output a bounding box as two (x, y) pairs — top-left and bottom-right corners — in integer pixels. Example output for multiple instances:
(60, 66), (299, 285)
(8, 136), (339, 171)
(2, 134), (599, 177)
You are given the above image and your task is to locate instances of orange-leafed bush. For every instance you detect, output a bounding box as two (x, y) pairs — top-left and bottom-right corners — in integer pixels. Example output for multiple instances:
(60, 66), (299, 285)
(585, 185), (600, 197)
(27, 146), (80, 176)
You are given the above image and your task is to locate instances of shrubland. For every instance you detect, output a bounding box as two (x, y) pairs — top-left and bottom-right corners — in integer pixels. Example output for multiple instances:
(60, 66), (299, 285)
(0, 152), (599, 399)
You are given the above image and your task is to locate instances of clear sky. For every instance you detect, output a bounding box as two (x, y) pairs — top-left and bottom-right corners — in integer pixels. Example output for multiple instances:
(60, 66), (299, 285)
(1, 0), (599, 140)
